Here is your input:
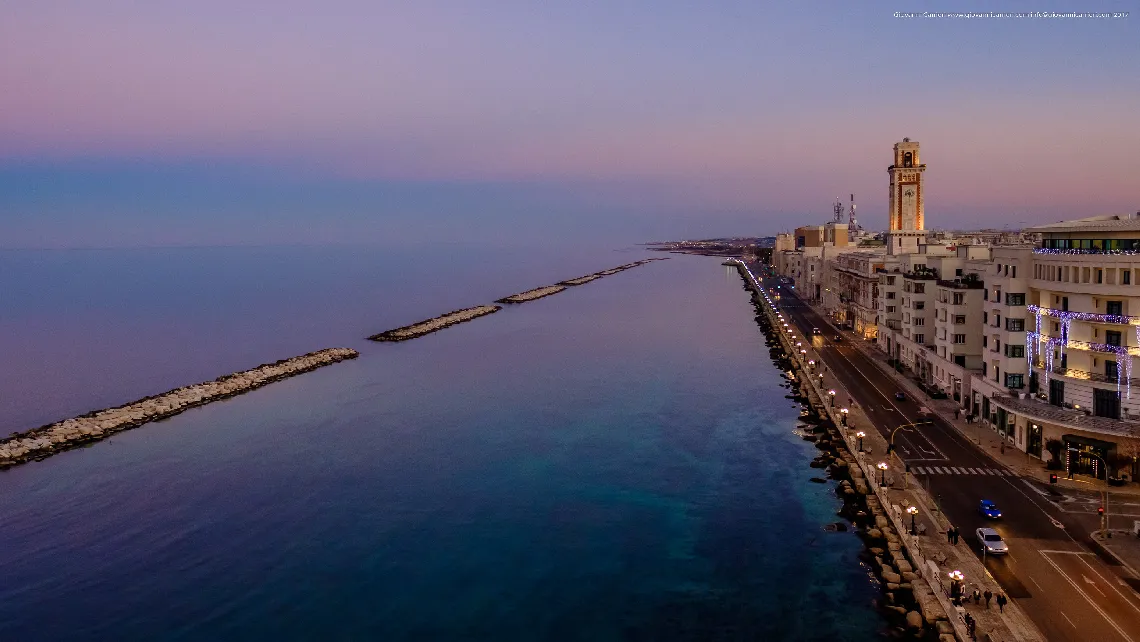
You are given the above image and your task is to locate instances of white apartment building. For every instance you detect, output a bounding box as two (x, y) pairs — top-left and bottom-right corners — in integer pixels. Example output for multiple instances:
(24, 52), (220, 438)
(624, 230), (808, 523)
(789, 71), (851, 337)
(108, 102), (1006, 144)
(976, 216), (1140, 479)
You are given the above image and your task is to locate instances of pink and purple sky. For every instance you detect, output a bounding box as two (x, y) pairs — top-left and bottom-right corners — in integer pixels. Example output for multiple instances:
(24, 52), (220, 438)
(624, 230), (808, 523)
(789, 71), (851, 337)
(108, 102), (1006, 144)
(1, 0), (1137, 247)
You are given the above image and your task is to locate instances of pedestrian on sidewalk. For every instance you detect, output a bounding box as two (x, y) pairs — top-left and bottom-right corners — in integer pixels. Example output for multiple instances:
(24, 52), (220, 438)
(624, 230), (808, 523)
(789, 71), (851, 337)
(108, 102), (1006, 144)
(954, 408), (960, 420)
(997, 593), (1007, 613)
(972, 589), (981, 605)
(946, 527), (954, 544)
(983, 589), (992, 608)
(953, 527), (960, 545)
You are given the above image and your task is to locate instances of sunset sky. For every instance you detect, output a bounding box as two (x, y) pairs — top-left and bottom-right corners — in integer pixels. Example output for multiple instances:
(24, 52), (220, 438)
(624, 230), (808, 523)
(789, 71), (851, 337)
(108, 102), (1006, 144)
(1, 0), (1137, 247)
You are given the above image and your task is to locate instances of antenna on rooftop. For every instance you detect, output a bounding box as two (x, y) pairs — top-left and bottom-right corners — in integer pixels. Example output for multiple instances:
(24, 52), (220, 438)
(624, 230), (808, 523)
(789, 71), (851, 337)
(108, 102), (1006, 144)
(849, 193), (858, 229)
(833, 196), (844, 223)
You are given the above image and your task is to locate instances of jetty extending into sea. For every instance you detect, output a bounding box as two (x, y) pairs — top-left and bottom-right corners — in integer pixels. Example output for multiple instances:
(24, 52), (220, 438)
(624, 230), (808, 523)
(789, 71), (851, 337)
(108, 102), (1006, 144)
(368, 305), (501, 342)
(0, 348), (359, 469)
(496, 285), (566, 304)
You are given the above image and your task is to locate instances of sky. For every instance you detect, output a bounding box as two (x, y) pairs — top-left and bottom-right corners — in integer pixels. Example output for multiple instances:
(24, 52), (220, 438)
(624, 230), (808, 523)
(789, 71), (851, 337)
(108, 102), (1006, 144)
(1, 0), (1137, 248)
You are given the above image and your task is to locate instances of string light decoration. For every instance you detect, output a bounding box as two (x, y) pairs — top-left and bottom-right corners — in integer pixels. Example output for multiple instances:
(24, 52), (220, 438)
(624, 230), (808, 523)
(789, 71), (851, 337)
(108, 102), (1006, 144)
(1026, 304), (1136, 399)
(1034, 248), (1140, 256)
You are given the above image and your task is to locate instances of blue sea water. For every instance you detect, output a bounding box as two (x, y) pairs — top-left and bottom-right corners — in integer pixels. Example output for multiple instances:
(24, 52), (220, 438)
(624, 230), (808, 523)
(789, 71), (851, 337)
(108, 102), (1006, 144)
(0, 247), (882, 641)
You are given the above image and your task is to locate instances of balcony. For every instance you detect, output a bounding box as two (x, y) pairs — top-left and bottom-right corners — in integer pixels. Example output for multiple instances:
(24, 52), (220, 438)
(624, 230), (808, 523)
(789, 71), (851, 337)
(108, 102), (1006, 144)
(1028, 304), (1140, 326)
(937, 278), (984, 289)
(1050, 366), (1140, 387)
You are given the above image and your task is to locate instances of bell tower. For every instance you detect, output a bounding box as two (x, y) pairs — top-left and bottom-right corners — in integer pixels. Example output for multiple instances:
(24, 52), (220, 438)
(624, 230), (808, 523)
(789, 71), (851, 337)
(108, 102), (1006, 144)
(886, 138), (927, 255)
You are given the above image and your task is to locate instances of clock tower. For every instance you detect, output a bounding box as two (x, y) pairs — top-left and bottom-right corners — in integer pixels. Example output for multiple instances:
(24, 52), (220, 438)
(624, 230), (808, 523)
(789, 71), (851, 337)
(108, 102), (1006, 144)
(886, 138), (927, 255)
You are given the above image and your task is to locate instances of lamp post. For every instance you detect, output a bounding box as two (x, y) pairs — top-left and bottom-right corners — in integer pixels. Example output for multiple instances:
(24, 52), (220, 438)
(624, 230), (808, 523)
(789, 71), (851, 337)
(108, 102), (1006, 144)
(907, 506), (918, 535)
(808, 360), (815, 371)
(828, 390), (836, 407)
(877, 462), (888, 487)
(948, 570), (964, 605)
(856, 431), (865, 452)
(840, 407), (849, 427)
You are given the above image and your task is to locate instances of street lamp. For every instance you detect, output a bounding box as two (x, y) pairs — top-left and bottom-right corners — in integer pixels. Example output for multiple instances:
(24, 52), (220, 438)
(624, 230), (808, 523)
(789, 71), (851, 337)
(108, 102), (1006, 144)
(828, 390), (836, 407)
(948, 570), (964, 605)
(840, 407), (849, 426)
(877, 461), (888, 487)
(907, 506), (918, 535)
(808, 360), (815, 370)
(856, 431), (865, 452)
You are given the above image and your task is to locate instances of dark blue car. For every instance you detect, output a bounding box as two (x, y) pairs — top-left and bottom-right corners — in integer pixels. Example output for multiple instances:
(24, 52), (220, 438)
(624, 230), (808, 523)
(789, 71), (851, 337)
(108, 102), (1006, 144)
(978, 499), (1002, 519)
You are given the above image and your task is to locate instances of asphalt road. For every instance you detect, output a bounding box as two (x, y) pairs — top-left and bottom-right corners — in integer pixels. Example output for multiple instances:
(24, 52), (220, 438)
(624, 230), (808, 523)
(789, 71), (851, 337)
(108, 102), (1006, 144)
(771, 283), (1140, 642)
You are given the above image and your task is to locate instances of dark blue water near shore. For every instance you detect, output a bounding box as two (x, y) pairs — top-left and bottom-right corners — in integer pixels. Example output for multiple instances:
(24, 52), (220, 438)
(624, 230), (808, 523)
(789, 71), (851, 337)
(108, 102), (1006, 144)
(0, 247), (881, 640)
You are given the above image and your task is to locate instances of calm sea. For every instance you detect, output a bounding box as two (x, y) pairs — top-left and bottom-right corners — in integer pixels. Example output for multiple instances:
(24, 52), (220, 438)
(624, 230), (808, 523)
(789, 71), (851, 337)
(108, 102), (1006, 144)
(0, 246), (881, 640)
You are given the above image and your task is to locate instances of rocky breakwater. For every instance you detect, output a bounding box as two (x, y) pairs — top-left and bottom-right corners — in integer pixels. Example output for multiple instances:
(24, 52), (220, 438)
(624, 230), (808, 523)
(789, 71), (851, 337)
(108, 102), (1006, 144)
(0, 348), (359, 470)
(368, 305), (501, 342)
(728, 259), (952, 641)
(496, 285), (566, 304)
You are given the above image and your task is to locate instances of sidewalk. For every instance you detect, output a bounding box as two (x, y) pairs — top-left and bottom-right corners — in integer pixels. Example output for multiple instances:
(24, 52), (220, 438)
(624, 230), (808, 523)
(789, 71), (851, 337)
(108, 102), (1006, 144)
(804, 297), (1140, 499)
(1093, 530), (1140, 579)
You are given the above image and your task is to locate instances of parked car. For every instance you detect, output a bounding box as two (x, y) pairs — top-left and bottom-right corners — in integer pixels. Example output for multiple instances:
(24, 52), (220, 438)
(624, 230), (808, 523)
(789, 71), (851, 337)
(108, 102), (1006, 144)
(976, 527), (1009, 555)
(978, 499), (1002, 519)
(833, 334), (842, 342)
(812, 327), (821, 335)
(895, 391), (906, 401)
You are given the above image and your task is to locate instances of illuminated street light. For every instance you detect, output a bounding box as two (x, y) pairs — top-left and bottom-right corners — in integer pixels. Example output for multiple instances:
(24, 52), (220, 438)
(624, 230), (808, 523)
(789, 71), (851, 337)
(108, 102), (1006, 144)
(828, 390), (836, 407)
(877, 461), (888, 487)
(840, 407), (849, 426)
(907, 506), (918, 535)
(856, 431), (865, 452)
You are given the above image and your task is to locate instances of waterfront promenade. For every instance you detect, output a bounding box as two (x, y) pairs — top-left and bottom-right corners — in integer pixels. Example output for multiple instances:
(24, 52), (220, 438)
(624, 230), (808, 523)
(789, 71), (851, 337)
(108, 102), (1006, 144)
(771, 274), (1140, 642)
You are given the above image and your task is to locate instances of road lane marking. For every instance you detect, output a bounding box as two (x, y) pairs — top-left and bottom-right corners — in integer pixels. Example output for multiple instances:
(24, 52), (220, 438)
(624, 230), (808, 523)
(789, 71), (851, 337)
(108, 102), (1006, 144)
(1061, 610), (1075, 628)
(1073, 554), (1140, 616)
(1084, 574), (1109, 597)
(1039, 551), (1134, 642)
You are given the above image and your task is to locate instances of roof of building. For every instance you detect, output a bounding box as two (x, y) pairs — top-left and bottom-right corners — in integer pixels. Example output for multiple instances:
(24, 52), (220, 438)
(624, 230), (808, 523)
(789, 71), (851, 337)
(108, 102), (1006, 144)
(1026, 214), (1140, 234)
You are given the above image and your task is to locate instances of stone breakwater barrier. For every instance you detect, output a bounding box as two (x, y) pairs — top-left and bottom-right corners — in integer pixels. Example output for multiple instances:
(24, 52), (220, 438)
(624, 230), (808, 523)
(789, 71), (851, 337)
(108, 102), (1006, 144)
(0, 348), (359, 470)
(496, 285), (566, 304)
(371, 258), (669, 340)
(368, 305), (501, 342)
(726, 259), (964, 642)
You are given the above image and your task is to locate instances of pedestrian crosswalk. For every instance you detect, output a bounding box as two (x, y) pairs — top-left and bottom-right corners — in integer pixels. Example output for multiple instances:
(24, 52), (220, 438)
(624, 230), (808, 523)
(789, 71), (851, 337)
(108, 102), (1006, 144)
(913, 466), (1014, 476)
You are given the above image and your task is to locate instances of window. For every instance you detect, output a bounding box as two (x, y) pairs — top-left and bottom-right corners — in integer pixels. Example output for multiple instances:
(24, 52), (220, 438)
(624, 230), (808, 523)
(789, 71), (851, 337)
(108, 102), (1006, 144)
(1012, 266), (1017, 278)
(954, 315), (966, 324)
(954, 355), (966, 366)
(993, 314), (1001, 328)
(914, 284), (925, 294)
(887, 276), (896, 285)
(983, 336), (988, 347)
(983, 312), (988, 324)
(1005, 293), (1025, 306)
(1062, 297), (1069, 311)
(953, 293), (964, 305)
(982, 362), (988, 375)
(1107, 360), (1119, 379)
(1005, 373), (1024, 389)
(954, 334), (967, 344)
(1005, 345), (1025, 358)
(886, 305), (896, 313)
(914, 317), (925, 326)
(1096, 269), (1103, 284)
(914, 334), (924, 344)
(1006, 318), (1024, 332)
(887, 292), (896, 299)
(955, 268), (963, 277)
(1003, 264), (1008, 276)
(1107, 300), (1123, 316)
(1125, 270), (1132, 285)
(915, 301), (925, 310)
(1107, 331), (1122, 346)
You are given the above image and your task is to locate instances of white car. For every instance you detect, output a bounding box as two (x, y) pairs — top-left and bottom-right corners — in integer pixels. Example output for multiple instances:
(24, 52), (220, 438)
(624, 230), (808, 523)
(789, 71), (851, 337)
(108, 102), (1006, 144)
(976, 527), (1009, 555)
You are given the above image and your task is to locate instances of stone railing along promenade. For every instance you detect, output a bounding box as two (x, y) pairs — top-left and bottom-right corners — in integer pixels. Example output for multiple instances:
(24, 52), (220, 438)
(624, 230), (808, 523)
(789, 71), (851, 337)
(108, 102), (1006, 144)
(0, 348), (359, 469)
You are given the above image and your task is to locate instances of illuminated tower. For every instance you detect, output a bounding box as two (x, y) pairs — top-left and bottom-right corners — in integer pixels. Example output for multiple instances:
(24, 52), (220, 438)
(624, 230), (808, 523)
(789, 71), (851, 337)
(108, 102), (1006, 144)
(886, 138), (927, 255)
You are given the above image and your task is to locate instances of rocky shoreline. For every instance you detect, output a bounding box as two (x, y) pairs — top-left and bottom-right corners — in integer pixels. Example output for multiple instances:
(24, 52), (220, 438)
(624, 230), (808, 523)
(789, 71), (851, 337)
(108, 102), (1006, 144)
(368, 305), (501, 342)
(0, 348), (359, 470)
(496, 285), (566, 304)
(732, 260), (952, 641)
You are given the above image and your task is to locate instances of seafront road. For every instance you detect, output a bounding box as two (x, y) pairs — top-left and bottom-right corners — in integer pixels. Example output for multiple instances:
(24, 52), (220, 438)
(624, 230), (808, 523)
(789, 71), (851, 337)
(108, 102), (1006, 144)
(773, 281), (1140, 642)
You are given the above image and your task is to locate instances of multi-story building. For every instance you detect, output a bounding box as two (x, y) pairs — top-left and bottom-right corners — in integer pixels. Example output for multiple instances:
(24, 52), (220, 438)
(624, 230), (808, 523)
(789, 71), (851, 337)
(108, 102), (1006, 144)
(977, 215), (1140, 478)
(931, 251), (990, 404)
(831, 250), (888, 338)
